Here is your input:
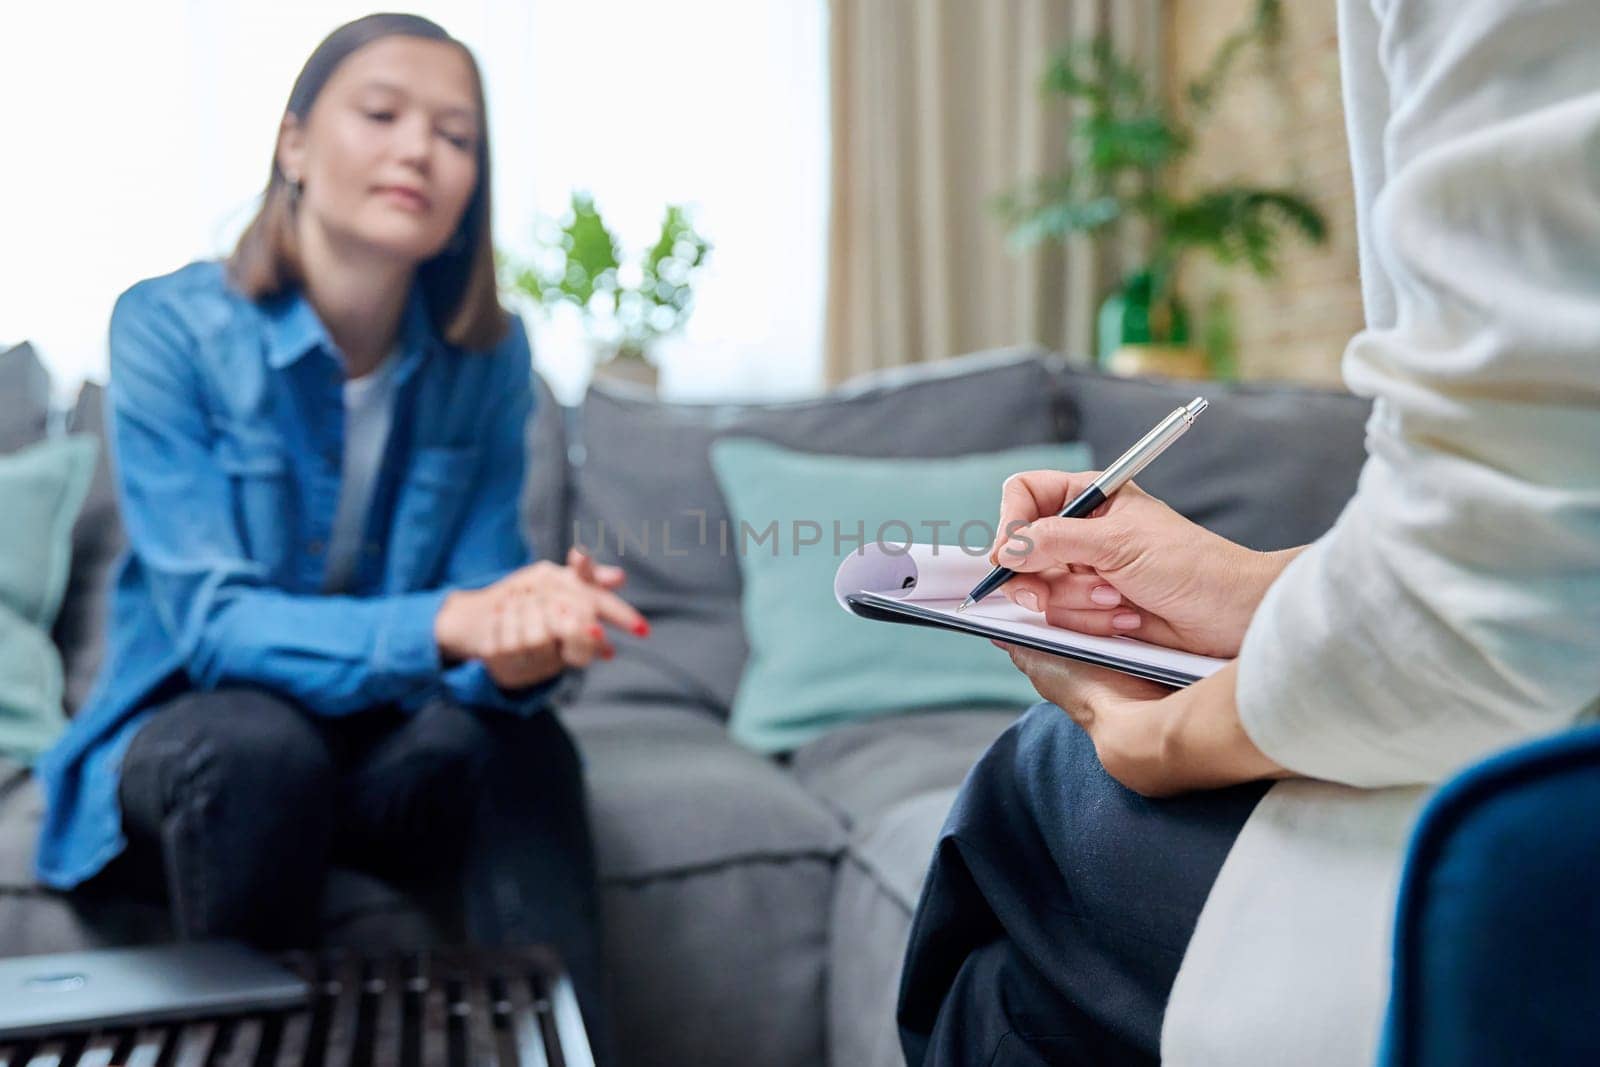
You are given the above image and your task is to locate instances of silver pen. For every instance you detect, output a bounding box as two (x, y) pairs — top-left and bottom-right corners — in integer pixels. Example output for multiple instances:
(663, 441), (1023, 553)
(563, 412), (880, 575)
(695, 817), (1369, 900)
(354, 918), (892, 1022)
(956, 397), (1209, 613)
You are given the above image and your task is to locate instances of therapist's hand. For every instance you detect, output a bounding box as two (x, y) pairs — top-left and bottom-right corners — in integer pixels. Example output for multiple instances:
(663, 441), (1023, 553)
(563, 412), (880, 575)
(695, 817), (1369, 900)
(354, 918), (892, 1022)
(992, 470), (1298, 658)
(992, 646), (1288, 797)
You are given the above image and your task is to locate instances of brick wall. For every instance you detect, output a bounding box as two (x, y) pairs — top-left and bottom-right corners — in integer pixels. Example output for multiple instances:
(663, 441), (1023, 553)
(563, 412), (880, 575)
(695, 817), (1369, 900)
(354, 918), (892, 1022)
(1165, 0), (1363, 385)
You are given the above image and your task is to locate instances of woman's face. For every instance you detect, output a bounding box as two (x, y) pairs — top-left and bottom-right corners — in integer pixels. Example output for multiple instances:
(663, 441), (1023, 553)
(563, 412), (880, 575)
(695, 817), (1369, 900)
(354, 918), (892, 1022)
(278, 36), (481, 264)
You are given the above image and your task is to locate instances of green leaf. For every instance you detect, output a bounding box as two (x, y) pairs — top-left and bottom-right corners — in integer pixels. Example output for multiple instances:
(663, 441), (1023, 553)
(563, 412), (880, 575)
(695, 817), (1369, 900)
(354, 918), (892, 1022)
(498, 192), (709, 359)
(997, 0), (1325, 323)
(1078, 113), (1187, 174)
(559, 191), (622, 305)
(634, 203), (712, 341)
(1043, 38), (1155, 113)
(1165, 188), (1326, 276)
(1006, 196), (1123, 248)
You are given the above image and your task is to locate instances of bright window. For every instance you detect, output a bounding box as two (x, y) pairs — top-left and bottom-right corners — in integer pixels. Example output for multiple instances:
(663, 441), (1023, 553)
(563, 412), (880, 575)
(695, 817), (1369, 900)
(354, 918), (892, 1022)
(0, 1), (829, 403)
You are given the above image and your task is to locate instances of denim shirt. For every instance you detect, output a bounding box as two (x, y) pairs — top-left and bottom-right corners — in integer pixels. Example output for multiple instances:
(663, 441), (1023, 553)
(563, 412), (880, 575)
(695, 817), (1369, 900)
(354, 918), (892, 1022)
(35, 260), (555, 889)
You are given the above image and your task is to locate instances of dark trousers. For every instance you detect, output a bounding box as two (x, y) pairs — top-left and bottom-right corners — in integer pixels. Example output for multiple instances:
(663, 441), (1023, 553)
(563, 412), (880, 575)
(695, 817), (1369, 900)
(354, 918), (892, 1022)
(897, 702), (1271, 1066)
(98, 687), (609, 1062)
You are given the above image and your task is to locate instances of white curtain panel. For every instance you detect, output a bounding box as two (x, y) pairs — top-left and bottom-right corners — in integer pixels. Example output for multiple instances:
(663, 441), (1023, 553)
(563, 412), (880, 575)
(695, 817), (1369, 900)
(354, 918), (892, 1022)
(824, 0), (1162, 383)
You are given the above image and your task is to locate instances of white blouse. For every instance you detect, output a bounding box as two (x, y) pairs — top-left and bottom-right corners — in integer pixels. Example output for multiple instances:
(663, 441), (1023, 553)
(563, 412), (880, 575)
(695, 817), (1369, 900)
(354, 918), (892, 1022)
(1165, 0), (1600, 1061)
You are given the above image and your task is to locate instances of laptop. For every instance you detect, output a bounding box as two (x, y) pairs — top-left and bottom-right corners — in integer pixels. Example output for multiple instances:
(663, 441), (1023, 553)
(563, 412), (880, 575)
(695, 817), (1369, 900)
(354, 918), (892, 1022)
(0, 942), (310, 1039)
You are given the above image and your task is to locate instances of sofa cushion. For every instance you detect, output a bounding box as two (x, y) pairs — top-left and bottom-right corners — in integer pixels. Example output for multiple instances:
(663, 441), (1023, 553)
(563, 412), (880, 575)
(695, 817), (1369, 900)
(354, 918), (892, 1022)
(561, 704), (843, 1067)
(0, 757), (42, 892)
(562, 703), (844, 881)
(1058, 368), (1371, 551)
(0, 342), (51, 454)
(566, 348), (1075, 718)
(601, 853), (834, 1067)
(53, 383), (126, 718)
(0, 882), (171, 958)
(829, 787), (964, 1067)
(789, 708), (1016, 830)
(800, 711), (1018, 1067)
(0, 758), (164, 954)
(555, 697), (725, 737)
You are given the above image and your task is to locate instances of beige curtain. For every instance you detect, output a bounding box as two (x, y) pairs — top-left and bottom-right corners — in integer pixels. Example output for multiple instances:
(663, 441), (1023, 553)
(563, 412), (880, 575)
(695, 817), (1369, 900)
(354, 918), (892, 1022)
(825, 0), (1163, 384)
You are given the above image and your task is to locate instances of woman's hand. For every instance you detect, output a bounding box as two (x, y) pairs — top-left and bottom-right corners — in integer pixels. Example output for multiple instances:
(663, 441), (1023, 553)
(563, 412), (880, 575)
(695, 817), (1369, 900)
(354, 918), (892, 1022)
(434, 547), (649, 689)
(991, 470), (1299, 658)
(993, 643), (1288, 797)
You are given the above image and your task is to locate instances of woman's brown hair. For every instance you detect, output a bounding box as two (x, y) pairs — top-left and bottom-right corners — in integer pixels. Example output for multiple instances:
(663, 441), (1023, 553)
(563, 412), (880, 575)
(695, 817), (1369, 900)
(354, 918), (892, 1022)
(226, 12), (507, 350)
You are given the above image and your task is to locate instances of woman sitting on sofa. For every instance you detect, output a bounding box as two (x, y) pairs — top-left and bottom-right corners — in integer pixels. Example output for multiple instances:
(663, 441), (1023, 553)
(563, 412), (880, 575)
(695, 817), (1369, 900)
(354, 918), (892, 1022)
(898, 0), (1600, 1064)
(32, 14), (641, 1055)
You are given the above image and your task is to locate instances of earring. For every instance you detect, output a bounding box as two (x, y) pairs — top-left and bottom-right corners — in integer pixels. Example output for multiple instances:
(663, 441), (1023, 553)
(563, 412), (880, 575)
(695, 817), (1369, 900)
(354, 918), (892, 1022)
(287, 175), (304, 207)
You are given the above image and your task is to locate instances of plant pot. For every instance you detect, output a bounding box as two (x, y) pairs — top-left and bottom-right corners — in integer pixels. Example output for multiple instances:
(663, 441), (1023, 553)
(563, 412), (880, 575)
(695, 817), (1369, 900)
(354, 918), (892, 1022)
(1097, 269), (1199, 375)
(1103, 343), (1211, 380)
(593, 352), (660, 392)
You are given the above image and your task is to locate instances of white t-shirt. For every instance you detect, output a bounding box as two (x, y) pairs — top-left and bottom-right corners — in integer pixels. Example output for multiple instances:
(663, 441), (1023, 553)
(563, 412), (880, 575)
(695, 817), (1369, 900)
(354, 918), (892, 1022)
(322, 348), (401, 594)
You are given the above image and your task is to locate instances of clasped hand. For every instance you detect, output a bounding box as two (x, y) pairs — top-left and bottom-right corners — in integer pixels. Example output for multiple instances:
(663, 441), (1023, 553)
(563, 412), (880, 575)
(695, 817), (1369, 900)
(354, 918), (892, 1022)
(434, 546), (649, 690)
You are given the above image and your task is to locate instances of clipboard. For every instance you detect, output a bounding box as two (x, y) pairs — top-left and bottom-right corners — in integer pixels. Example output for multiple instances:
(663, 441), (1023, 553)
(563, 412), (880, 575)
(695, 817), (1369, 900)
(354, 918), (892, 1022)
(835, 544), (1226, 688)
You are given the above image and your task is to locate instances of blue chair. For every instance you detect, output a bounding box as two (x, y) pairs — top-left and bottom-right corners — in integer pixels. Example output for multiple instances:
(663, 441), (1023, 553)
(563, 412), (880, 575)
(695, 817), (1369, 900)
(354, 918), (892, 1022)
(1382, 722), (1600, 1065)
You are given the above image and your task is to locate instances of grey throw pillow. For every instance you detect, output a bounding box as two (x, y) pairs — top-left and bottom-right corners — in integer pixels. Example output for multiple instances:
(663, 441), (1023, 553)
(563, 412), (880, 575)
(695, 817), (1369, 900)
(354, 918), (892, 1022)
(52, 383), (126, 718)
(521, 369), (571, 565)
(0, 343), (50, 454)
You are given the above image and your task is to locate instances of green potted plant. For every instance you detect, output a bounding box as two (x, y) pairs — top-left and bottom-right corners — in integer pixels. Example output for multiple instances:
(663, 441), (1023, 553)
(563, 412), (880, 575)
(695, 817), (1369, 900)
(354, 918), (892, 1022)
(503, 191), (711, 391)
(996, 0), (1326, 379)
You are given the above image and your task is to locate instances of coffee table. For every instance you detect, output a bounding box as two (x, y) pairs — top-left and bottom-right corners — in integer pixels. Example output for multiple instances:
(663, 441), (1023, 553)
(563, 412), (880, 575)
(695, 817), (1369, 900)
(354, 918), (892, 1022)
(0, 945), (593, 1067)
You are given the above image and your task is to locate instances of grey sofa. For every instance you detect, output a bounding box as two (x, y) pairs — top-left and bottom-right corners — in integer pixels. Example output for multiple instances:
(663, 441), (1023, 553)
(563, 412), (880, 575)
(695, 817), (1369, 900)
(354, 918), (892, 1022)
(0, 338), (1372, 1066)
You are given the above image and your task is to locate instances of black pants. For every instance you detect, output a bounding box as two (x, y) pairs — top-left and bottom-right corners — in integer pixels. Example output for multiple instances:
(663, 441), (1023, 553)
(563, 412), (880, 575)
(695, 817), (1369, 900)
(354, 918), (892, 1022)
(97, 687), (609, 1062)
(897, 702), (1271, 1066)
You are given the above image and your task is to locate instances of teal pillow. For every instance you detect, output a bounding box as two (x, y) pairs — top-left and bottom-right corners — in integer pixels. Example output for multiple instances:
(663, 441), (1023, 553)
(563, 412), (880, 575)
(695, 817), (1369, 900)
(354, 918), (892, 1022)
(710, 438), (1094, 753)
(0, 435), (97, 763)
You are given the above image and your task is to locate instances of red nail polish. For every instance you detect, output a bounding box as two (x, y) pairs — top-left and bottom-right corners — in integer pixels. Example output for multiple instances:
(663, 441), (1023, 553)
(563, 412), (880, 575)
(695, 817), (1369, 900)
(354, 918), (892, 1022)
(633, 620), (651, 638)
(587, 624), (605, 641)
(601, 646), (616, 660)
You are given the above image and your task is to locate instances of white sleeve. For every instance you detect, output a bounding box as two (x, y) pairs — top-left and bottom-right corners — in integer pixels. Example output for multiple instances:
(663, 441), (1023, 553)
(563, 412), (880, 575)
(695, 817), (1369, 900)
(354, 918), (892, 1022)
(1235, 0), (1600, 788)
